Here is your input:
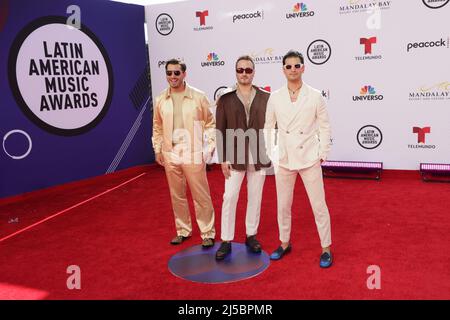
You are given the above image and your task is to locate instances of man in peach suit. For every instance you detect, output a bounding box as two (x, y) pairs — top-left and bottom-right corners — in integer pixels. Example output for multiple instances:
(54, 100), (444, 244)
(264, 50), (333, 268)
(152, 59), (216, 247)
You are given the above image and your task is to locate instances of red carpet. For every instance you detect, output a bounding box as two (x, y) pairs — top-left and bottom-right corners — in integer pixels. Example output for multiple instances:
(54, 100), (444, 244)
(0, 165), (449, 299)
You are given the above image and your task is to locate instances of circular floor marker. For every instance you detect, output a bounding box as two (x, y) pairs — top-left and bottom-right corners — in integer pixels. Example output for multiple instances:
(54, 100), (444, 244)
(168, 242), (270, 284)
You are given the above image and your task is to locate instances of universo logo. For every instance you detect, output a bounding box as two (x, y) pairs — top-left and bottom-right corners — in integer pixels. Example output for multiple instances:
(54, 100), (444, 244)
(353, 85), (384, 101)
(286, 3), (315, 19)
(201, 53), (225, 67)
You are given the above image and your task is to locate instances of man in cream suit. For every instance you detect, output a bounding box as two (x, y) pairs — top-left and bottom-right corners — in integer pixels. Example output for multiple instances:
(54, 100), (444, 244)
(264, 50), (333, 268)
(152, 58), (216, 248)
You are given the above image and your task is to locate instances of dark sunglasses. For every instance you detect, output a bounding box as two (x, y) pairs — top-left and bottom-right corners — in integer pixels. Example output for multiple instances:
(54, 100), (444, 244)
(166, 70), (182, 76)
(236, 68), (254, 74)
(284, 64), (302, 70)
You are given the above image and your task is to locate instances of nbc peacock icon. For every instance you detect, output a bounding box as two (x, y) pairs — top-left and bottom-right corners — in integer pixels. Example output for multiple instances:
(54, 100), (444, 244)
(201, 52), (225, 67)
(208, 52), (219, 62)
(360, 85), (376, 95)
(294, 3), (307, 12)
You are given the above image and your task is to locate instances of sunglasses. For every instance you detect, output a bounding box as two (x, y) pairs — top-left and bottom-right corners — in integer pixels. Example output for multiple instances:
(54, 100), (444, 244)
(166, 70), (182, 76)
(284, 64), (302, 70)
(236, 68), (254, 74)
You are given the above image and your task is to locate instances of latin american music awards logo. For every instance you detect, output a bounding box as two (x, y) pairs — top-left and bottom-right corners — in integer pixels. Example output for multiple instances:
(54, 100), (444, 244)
(156, 13), (174, 36)
(357, 125), (383, 149)
(422, 0), (449, 9)
(214, 86), (229, 101)
(307, 39), (332, 65)
(8, 16), (114, 136)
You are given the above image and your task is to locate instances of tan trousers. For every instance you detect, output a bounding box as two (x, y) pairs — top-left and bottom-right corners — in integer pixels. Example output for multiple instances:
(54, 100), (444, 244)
(275, 161), (332, 248)
(163, 151), (215, 239)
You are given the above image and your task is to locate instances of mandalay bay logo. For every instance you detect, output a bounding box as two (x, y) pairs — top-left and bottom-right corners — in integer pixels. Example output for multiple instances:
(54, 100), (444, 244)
(339, 0), (392, 14)
(409, 81), (450, 101)
(250, 48), (283, 65)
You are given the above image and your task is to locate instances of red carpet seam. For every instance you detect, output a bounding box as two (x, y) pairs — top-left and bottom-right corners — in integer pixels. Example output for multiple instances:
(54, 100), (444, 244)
(0, 172), (147, 243)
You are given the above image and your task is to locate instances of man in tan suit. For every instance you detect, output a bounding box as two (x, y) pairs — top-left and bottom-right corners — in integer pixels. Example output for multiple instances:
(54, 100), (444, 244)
(152, 59), (216, 247)
(264, 50), (333, 267)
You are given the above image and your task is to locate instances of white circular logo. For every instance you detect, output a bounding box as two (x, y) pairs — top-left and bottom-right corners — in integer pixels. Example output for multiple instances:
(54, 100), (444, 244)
(214, 86), (229, 101)
(307, 39), (332, 65)
(156, 13), (174, 36)
(422, 0), (449, 9)
(357, 125), (383, 149)
(8, 17), (113, 135)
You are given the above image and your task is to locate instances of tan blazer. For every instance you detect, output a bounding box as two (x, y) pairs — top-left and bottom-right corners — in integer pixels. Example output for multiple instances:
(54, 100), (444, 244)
(152, 83), (215, 163)
(265, 83), (331, 170)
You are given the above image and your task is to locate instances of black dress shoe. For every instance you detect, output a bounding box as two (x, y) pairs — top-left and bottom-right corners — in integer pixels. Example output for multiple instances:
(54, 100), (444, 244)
(245, 235), (262, 253)
(215, 242), (232, 260)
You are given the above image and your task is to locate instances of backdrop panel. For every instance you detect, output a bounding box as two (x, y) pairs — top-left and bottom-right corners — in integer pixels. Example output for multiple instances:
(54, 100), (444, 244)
(146, 0), (450, 170)
(0, 0), (153, 199)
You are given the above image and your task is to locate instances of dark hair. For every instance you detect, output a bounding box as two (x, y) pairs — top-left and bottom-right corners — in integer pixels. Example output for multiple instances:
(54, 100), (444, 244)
(165, 58), (187, 72)
(282, 50), (304, 65)
(235, 55), (255, 69)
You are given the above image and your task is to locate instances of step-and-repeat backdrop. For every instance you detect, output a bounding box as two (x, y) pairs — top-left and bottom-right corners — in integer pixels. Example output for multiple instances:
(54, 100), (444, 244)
(146, 0), (449, 170)
(1, 0), (152, 199)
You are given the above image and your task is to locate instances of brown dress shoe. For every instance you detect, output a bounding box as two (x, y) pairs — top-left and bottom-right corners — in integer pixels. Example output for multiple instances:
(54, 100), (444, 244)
(201, 238), (215, 248)
(170, 235), (189, 245)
